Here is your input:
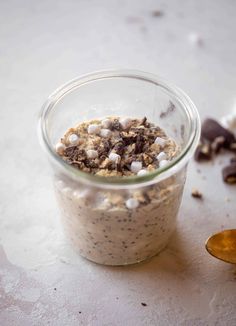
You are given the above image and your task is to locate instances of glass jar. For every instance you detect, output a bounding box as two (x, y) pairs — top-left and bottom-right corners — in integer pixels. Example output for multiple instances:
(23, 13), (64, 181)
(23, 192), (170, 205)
(38, 70), (200, 266)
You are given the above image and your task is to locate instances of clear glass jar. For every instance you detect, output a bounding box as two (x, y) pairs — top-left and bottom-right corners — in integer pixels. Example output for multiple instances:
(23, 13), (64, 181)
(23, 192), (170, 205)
(38, 70), (200, 266)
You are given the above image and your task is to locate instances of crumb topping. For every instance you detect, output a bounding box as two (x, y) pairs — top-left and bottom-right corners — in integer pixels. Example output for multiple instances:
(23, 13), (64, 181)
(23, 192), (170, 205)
(56, 116), (179, 176)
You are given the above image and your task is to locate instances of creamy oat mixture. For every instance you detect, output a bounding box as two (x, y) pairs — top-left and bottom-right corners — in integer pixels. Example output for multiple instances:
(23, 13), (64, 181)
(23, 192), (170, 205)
(54, 117), (185, 265)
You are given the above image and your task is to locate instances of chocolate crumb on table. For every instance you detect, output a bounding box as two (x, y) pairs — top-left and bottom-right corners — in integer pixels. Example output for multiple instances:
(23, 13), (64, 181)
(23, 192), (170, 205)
(222, 163), (236, 184)
(151, 10), (164, 17)
(191, 189), (203, 199)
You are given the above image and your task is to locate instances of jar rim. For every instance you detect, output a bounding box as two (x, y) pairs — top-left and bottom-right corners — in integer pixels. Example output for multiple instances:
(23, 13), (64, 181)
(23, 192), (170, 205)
(38, 69), (201, 189)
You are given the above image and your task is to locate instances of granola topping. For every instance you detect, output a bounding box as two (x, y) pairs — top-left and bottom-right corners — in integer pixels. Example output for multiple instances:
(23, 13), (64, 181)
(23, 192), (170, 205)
(56, 116), (179, 176)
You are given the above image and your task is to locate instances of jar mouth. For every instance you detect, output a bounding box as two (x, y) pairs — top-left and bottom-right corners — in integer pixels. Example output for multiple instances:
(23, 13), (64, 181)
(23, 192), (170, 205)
(38, 69), (201, 188)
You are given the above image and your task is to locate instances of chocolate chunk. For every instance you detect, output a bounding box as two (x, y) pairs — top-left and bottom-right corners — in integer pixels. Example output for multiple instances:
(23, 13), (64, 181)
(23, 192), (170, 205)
(113, 141), (125, 155)
(191, 189), (203, 199)
(229, 142), (236, 153)
(134, 134), (145, 154)
(64, 147), (86, 161)
(201, 119), (235, 147)
(211, 136), (225, 153)
(230, 157), (236, 164)
(222, 163), (236, 184)
(194, 142), (212, 161)
(121, 133), (137, 146)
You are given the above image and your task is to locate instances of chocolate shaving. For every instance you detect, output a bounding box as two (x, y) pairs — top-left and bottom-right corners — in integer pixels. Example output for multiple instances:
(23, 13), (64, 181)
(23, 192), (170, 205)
(134, 134), (145, 154)
(113, 141), (125, 155)
(64, 147), (86, 162)
(111, 119), (121, 131)
(222, 163), (236, 184)
(201, 118), (235, 147)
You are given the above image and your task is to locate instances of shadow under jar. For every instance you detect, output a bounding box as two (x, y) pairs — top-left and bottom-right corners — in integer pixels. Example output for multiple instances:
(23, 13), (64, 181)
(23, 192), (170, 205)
(39, 70), (200, 266)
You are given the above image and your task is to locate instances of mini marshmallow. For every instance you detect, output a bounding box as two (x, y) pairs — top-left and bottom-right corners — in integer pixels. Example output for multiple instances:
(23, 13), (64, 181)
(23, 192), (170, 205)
(100, 128), (112, 138)
(159, 159), (169, 168)
(156, 151), (167, 162)
(108, 152), (120, 163)
(68, 133), (80, 145)
(130, 161), (142, 173)
(120, 117), (132, 130)
(155, 137), (166, 148)
(137, 169), (148, 176)
(126, 198), (139, 209)
(101, 118), (112, 129)
(87, 149), (98, 159)
(55, 142), (65, 155)
(87, 124), (101, 135)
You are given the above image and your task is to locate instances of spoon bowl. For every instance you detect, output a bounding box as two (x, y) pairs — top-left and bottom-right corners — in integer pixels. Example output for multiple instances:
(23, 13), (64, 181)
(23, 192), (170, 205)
(205, 229), (236, 264)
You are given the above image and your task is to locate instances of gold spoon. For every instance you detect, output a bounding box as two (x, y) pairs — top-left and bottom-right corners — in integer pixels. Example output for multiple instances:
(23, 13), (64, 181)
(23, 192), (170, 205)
(205, 229), (236, 264)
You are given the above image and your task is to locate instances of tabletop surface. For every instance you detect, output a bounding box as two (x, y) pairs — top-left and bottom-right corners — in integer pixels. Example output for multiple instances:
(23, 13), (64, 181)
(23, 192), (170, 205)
(1, 0), (236, 325)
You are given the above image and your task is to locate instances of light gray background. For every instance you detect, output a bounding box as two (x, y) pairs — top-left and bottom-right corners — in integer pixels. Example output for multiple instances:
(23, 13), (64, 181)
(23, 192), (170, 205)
(0, 0), (236, 325)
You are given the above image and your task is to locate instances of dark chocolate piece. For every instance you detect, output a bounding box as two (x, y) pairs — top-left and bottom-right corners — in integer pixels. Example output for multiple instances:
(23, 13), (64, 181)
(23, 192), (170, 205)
(230, 157), (236, 164)
(191, 189), (203, 199)
(194, 142), (212, 161)
(201, 118), (235, 147)
(222, 163), (236, 184)
(151, 10), (164, 17)
(111, 119), (121, 131)
(211, 136), (225, 153)
(229, 142), (236, 153)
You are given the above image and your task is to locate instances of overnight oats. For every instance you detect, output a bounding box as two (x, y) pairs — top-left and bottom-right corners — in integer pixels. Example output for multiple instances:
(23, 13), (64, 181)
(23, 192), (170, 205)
(39, 70), (200, 265)
(54, 117), (184, 265)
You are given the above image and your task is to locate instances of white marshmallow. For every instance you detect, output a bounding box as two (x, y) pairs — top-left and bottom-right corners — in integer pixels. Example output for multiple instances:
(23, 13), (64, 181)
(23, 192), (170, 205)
(87, 149), (98, 159)
(101, 118), (112, 129)
(55, 142), (65, 155)
(130, 161), (142, 173)
(156, 151), (167, 162)
(87, 124), (101, 135)
(100, 128), (112, 138)
(68, 133), (80, 145)
(108, 152), (120, 163)
(159, 159), (169, 168)
(155, 137), (167, 148)
(137, 169), (148, 176)
(120, 117), (132, 130)
(126, 198), (139, 209)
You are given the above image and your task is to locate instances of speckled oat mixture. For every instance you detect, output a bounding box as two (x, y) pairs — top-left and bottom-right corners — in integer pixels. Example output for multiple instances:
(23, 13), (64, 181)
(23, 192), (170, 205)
(54, 117), (185, 265)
